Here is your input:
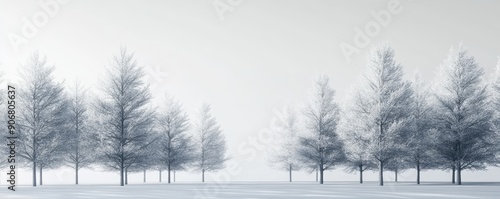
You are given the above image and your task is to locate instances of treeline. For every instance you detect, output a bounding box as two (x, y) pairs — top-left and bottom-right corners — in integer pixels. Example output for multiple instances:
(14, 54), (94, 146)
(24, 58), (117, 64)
(267, 43), (500, 186)
(0, 48), (229, 186)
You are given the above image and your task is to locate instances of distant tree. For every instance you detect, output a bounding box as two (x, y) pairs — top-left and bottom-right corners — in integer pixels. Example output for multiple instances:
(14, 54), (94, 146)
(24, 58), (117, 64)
(95, 48), (156, 186)
(385, 156), (409, 182)
(157, 95), (195, 183)
(405, 75), (438, 184)
(267, 105), (301, 182)
(65, 80), (98, 184)
(434, 44), (497, 185)
(17, 53), (68, 187)
(298, 75), (345, 184)
(193, 103), (228, 182)
(338, 112), (377, 184)
(125, 141), (157, 184)
(348, 44), (413, 186)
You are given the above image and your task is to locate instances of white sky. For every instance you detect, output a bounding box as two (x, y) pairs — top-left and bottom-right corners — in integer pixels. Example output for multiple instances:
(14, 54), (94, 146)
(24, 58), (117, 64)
(1, 0), (500, 185)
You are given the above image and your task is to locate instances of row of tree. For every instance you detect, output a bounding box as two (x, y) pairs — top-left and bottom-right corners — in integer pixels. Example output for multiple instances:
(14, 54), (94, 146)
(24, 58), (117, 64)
(0, 49), (229, 186)
(268, 43), (500, 186)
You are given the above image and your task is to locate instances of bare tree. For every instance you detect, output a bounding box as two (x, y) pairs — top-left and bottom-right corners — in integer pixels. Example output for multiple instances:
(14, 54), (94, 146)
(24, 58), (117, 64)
(95, 48), (156, 186)
(298, 75), (345, 184)
(348, 44), (413, 186)
(267, 105), (301, 182)
(338, 111), (376, 184)
(157, 95), (195, 183)
(17, 53), (68, 186)
(125, 142), (157, 184)
(193, 103), (228, 182)
(65, 80), (98, 184)
(405, 75), (438, 184)
(385, 156), (409, 182)
(434, 44), (497, 185)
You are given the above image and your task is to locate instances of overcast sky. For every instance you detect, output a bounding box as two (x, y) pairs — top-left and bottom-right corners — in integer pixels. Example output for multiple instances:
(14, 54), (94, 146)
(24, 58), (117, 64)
(1, 0), (500, 184)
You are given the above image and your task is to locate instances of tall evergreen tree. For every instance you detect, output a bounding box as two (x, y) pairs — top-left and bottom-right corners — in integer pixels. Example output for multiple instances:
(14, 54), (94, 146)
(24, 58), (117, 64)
(17, 53), (68, 186)
(193, 103), (228, 182)
(95, 48), (156, 186)
(347, 44), (413, 186)
(267, 105), (302, 182)
(298, 75), (345, 184)
(434, 44), (497, 185)
(157, 95), (195, 183)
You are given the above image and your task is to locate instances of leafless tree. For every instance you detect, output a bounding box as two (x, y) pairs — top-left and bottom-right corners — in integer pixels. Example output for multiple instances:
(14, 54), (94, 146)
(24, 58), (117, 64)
(193, 103), (228, 182)
(267, 105), (302, 182)
(405, 75), (438, 184)
(95, 48), (156, 186)
(157, 95), (195, 183)
(64, 80), (99, 184)
(338, 111), (376, 184)
(348, 44), (413, 186)
(298, 75), (345, 184)
(434, 44), (497, 185)
(17, 53), (68, 186)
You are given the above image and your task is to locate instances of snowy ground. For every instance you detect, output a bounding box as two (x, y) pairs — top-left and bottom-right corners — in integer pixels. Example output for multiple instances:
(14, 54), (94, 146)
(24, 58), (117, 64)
(1, 181), (499, 199)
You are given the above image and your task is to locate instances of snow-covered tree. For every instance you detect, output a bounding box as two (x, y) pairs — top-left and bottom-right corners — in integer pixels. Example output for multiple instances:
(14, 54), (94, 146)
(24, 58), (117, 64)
(385, 156), (409, 182)
(193, 103), (228, 182)
(95, 48), (156, 186)
(348, 44), (413, 186)
(405, 75), (438, 184)
(17, 53), (69, 186)
(65, 80), (98, 184)
(298, 75), (345, 184)
(339, 103), (376, 184)
(157, 95), (195, 183)
(125, 141), (157, 185)
(267, 105), (301, 182)
(434, 44), (497, 185)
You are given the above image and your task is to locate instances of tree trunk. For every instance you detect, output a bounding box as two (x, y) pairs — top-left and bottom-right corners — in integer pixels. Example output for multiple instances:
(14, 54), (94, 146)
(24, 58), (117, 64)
(395, 169), (398, 182)
(159, 169), (162, 182)
(120, 162), (124, 186)
(319, 164), (324, 184)
(359, 165), (363, 184)
(33, 161), (37, 187)
(125, 168), (128, 185)
(379, 160), (384, 186)
(315, 168), (318, 182)
(40, 166), (43, 186)
(168, 164), (171, 183)
(289, 164), (292, 182)
(143, 169), (146, 183)
(378, 124), (384, 186)
(76, 162), (79, 185)
(76, 124), (80, 185)
(174, 170), (176, 182)
(452, 166), (456, 184)
(202, 169), (205, 182)
(416, 162), (420, 185)
(457, 163), (462, 185)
